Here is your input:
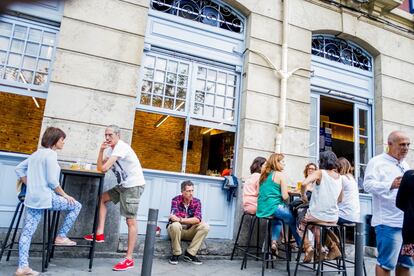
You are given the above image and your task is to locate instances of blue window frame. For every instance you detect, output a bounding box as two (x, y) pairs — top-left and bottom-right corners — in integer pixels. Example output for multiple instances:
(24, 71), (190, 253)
(0, 16), (58, 97)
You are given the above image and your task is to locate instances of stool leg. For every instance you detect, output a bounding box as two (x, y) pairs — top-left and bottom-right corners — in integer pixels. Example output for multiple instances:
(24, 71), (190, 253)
(316, 227), (324, 276)
(262, 220), (269, 276)
(256, 218), (260, 259)
(41, 210), (47, 272)
(338, 227), (347, 276)
(282, 221), (291, 276)
(294, 224), (309, 276)
(241, 215), (256, 270)
(0, 201), (23, 262)
(231, 213), (246, 260)
(6, 203), (25, 262)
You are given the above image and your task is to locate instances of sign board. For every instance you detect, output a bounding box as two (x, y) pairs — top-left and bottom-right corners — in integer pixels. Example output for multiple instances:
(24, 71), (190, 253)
(410, 0), (414, 13)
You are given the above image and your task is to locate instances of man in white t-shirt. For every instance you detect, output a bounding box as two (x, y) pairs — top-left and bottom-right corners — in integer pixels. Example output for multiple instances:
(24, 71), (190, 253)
(84, 125), (145, 271)
(364, 131), (413, 276)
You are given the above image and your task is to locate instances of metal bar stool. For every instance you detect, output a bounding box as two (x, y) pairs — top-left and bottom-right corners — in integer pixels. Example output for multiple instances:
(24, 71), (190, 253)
(261, 216), (291, 276)
(0, 198), (51, 272)
(338, 222), (367, 276)
(294, 222), (347, 276)
(240, 215), (262, 270)
(231, 212), (261, 265)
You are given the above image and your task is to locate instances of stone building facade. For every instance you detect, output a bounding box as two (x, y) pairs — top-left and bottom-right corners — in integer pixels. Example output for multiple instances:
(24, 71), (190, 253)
(1, 0), (414, 252)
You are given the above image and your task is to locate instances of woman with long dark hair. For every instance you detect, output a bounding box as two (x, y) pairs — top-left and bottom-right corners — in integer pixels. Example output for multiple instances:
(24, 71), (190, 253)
(297, 151), (343, 262)
(14, 127), (82, 276)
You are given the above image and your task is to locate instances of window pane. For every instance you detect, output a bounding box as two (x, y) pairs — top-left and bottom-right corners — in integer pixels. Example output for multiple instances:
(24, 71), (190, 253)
(25, 42), (40, 56)
(205, 93), (214, 105)
(22, 56), (36, 70)
(227, 74), (236, 85)
(215, 107), (224, 119)
(195, 90), (204, 103)
(143, 68), (154, 80)
(37, 59), (49, 73)
(0, 51), (6, 64)
(226, 86), (235, 97)
(42, 32), (55, 45)
(207, 69), (216, 81)
(153, 83), (164, 95)
(5, 67), (18, 80)
(175, 100), (185, 111)
(166, 72), (176, 84)
(165, 85), (175, 97)
(141, 80), (152, 94)
(225, 98), (234, 109)
(185, 125), (235, 176)
(155, 58), (167, 70)
(8, 53), (21, 67)
(205, 105), (214, 117)
(177, 74), (188, 86)
(359, 137), (368, 164)
(217, 84), (225, 95)
(217, 72), (226, 83)
(152, 95), (162, 107)
(216, 96), (225, 107)
(196, 79), (205, 91)
(167, 61), (178, 73)
(34, 72), (47, 85)
(145, 55), (155, 68)
(140, 93), (150, 105)
(197, 67), (206, 78)
(0, 36), (10, 50)
(178, 63), (189, 75)
(177, 87), (186, 99)
(154, 70), (165, 82)
(225, 109), (234, 121)
(11, 39), (24, 53)
(21, 70), (33, 83)
(0, 22), (13, 36)
(194, 103), (203, 115)
(164, 97), (174, 109)
(40, 45), (53, 59)
(28, 29), (42, 43)
(13, 25), (27, 39)
(131, 110), (184, 173)
(359, 109), (367, 136)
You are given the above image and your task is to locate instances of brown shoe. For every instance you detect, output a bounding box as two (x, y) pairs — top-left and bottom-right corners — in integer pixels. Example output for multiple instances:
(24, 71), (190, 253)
(303, 246), (314, 263)
(326, 244), (342, 260)
(271, 240), (279, 256)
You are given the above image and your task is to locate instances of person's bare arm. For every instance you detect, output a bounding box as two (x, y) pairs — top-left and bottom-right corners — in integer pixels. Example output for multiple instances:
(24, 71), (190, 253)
(301, 170), (321, 202)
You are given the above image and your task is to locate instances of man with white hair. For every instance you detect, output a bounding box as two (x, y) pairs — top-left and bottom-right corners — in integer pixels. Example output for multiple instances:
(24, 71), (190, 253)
(84, 125), (145, 271)
(364, 131), (413, 276)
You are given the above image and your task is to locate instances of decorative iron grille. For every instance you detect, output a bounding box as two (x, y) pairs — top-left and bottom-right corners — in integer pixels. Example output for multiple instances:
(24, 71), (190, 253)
(312, 35), (372, 71)
(151, 0), (244, 33)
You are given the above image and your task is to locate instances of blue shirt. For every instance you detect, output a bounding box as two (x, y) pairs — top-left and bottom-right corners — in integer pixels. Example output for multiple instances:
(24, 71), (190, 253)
(15, 148), (60, 209)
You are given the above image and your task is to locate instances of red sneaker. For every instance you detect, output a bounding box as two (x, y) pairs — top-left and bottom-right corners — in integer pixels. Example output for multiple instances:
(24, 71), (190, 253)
(83, 233), (105, 243)
(113, 258), (134, 271)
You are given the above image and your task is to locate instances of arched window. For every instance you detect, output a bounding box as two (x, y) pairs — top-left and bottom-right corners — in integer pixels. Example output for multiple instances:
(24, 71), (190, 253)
(312, 35), (372, 71)
(151, 0), (244, 33)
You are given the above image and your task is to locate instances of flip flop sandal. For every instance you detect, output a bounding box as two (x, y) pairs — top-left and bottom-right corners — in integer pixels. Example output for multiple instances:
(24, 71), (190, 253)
(55, 237), (77, 246)
(15, 267), (40, 276)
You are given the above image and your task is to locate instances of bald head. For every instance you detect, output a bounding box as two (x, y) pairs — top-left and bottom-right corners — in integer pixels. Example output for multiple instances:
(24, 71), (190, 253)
(387, 131), (410, 161)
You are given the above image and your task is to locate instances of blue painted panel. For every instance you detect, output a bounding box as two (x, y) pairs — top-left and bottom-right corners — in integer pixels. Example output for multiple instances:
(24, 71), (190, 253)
(0, 152), (28, 228)
(120, 169), (235, 239)
(311, 56), (374, 100)
(8, 0), (64, 22)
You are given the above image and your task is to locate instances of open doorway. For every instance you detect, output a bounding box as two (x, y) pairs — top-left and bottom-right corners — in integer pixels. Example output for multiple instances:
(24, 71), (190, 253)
(320, 96), (354, 164)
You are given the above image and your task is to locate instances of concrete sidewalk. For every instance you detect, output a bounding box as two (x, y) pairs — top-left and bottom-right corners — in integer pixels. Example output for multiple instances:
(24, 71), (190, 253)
(1, 256), (377, 275)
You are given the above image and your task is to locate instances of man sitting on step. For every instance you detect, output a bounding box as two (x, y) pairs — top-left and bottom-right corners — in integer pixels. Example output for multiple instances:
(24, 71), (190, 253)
(167, 180), (209, 265)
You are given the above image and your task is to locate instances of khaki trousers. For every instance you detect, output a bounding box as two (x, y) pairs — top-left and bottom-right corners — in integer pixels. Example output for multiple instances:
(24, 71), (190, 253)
(167, 221), (209, 256)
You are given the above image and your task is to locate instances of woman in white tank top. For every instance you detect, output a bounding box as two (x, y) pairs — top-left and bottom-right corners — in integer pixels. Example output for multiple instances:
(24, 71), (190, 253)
(337, 157), (360, 224)
(297, 151), (343, 262)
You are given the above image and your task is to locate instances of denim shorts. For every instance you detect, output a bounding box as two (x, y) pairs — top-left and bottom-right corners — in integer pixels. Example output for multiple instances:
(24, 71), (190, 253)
(375, 225), (414, 270)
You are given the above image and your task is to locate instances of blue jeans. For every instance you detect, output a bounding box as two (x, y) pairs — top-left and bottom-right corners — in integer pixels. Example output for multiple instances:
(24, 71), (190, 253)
(271, 204), (301, 245)
(375, 225), (414, 270)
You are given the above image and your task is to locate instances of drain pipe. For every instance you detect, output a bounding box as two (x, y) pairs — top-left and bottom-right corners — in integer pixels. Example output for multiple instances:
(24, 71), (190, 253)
(275, 0), (290, 154)
(241, 0), (312, 153)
